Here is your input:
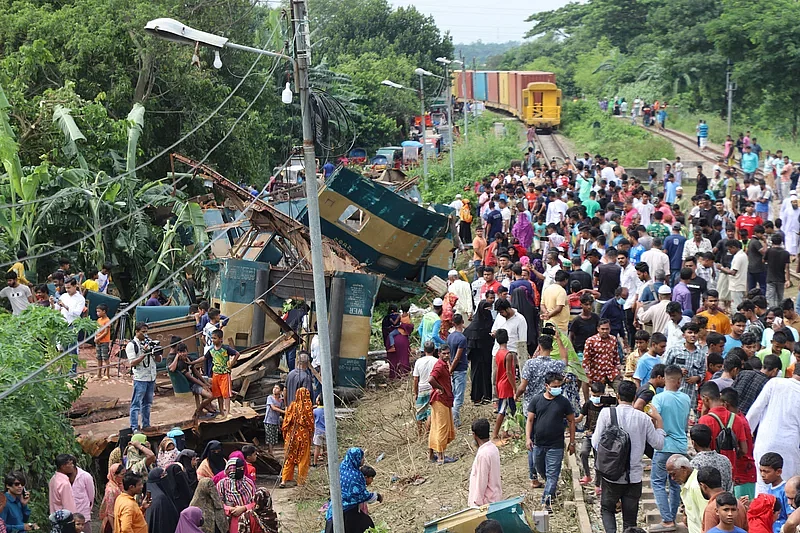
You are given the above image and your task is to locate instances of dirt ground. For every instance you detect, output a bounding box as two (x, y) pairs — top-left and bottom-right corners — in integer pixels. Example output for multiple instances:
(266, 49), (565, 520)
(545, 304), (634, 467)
(269, 378), (582, 533)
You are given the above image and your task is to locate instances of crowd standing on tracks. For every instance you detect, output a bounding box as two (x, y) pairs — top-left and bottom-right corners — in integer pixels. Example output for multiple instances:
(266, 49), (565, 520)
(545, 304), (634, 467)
(385, 134), (800, 531)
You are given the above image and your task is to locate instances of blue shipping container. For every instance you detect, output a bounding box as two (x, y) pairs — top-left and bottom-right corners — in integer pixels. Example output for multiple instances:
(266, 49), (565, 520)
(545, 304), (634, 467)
(473, 72), (488, 101)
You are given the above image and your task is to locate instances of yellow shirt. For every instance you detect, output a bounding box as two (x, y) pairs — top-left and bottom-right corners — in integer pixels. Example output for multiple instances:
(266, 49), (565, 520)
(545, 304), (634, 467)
(697, 310), (732, 335)
(114, 493), (147, 533)
(541, 284), (569, 333)
(625, 350), (643, 379)
(82, 279), (100, 292)
(681, 470), (706, 533)
(8, 262), (29, 285)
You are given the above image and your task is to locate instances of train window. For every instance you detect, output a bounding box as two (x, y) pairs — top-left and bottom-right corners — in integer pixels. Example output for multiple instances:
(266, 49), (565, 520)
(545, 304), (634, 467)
(337, 204), (370, 234)
(376, 255), (401, 270)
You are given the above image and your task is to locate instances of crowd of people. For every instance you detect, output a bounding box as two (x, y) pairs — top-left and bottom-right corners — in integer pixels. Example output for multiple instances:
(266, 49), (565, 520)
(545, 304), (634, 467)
(382, 144), (800, 529)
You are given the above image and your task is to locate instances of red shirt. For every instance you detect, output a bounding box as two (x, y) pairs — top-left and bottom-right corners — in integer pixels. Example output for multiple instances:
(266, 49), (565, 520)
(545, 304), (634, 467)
(495, 348), (515, 399)
(734, 412), (757, 484)
(735, 214), (763, 239)
(697, 406), (749, 480)
(480, 279), (502, 299)
(430, 358), (454, 407)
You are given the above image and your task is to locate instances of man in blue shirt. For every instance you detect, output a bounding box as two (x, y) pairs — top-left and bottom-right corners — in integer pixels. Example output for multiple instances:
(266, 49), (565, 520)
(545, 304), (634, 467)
(322, 161), (336, 178)
(1, 471), (34, 532)
(664, 223), (687, 287)
(447, 314), (469, 427)
(600, 287), (628, 340)
(483, 201), (503, 240)
(741, 145), (759, 180)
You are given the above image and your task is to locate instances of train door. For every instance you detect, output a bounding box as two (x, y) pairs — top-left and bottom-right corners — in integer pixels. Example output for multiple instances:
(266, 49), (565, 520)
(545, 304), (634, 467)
(532, 91), (544, 119)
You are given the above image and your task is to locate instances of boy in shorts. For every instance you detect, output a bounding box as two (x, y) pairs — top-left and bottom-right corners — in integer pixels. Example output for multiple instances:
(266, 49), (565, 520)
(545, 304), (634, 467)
(492, 328), (517, 441)
(96, 303), (112, 380)
(169, 342), (216, 418)
(199, 329), (239, 418)
(312, 395), (326, 467)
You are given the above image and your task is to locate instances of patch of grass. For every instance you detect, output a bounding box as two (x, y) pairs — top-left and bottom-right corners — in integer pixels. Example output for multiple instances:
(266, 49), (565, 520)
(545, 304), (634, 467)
(666, 108), (800, 157)
(561, 100), (675, 166)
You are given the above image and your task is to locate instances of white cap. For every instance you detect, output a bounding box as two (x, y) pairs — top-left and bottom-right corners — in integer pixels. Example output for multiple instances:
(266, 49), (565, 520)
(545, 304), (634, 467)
(455, 194), (462, 199)
(433, 297), (444, 307)
(448, 269), (459, 277)
(658, 285), (672, 295)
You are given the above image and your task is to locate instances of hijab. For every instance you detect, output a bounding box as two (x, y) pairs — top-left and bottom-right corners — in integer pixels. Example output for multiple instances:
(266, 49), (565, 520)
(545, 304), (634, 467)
(175, 506), (205, 533)
(239, 489), (279, 533)
(326, 448), (374, 520)
(512, 211), (534, 250)
(99, 463), (124, 526)
(200, 440), (226, 475)
(177, 449), (198, 492)
(748, 493), (778, 533)
(465, 300), (494, 340)
(216, 458), (256, 507)
(49, 510), (76, 533)
(282, 388), (314, 435)
(511, 286), (538, 353)
(213, 451), (246, 485)
(157, 437), (180, 468)
(145, 467), (180, 533)
(164, 463), (193, 513)
(188, 478), (228, 533)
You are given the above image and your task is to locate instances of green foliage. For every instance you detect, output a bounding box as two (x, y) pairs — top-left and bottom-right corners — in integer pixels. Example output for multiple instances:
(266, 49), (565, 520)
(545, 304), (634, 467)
(562, 101), (675, 166)
(0, 306), (93, 524)
(415, 113), (522, 205)
(365, 523), (391, 533)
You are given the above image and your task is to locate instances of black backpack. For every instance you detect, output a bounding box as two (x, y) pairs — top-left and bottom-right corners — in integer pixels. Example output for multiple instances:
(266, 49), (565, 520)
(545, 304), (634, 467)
(709, 412), (737, 451)
(595, 407), (631, 482)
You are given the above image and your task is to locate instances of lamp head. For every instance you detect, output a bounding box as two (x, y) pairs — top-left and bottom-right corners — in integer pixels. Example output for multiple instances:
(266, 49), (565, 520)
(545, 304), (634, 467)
(281, 82), (293, 104)
(415, 68), (433, 77)
(145, 18), (228, 49)
(435, 57), (450, 65)
(381, 80), (404, 89)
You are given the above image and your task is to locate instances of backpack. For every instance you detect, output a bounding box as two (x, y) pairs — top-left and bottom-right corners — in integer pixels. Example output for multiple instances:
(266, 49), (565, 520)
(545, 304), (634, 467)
(709, 412), (737, 451)
(595, 407), (632, 482)
(460, 204), (473, 224)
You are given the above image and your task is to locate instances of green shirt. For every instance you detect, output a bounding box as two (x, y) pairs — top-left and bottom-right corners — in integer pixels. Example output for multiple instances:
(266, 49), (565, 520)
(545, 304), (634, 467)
(584, 199), (601, 218)
(209, 345), (235, 375)
(756, 348), (792, 377)
(647, 223), (670, 240)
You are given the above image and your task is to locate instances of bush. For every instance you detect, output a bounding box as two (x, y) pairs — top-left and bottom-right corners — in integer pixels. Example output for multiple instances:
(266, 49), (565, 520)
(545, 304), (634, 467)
(562, 100), (675, 166)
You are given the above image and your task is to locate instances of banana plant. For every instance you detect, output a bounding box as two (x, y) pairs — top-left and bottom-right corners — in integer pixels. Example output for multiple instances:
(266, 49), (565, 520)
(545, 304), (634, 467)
(144, 200), (207, 292)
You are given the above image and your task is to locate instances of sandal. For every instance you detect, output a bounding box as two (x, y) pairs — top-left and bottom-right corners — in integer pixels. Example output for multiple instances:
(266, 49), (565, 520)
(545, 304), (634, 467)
(437, 456), (458, 465)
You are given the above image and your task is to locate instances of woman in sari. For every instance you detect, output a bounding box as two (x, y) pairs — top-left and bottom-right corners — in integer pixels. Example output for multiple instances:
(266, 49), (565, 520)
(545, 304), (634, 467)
(279, 388), (314, 488)
(324, 448), (381, 533)
(98, 463), (124, 533)
(215, 458), (257, 533)
(189, 478), (228, 533)
(177, 449), (199, 493)
(197, 440), (226, 479)
(512, 210), (534, 251)
(157, 436), (180, 468)
(465, 300), (494, 404)
(145, 468), (180, 533)
(387, 322), (413, 379)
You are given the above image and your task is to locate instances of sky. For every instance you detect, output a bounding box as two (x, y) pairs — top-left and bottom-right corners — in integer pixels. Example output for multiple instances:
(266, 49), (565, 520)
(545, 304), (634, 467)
(389, 0), (575, 44)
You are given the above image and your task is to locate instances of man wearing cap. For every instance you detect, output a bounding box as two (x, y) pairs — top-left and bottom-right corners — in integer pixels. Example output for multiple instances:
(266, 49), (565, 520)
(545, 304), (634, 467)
(780, 194), (800, 255)
(418, 299), (445, 349)
(637, 284), (674, 334)
(448, 270), (473, 319)
(450, 194), (464, 212)
(664, 223), (687, 287)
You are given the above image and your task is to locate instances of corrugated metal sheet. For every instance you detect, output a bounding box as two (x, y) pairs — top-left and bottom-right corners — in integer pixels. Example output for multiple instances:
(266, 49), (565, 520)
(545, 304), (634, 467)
(473, 71), (488, 101)
(508, 71), (519, 115)
(518, 71), (557, 89)
(487, 71), (499, 104)
(498, 71), (509, 106)
(453, 71), (463, 98)
(465, 71), (474, 100)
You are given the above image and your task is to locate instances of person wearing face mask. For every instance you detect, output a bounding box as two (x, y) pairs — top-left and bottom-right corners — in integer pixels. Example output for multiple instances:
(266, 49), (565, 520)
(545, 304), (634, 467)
(525, 372), (576, 512)
(216, 459), (256, 533)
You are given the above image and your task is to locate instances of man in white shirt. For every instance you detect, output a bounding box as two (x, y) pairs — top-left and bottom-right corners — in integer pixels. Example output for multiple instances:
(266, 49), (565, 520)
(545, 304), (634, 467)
(491, 299), (528, 357)
(545, 192), (567, 225)
(641, 238), (670, 282)
(127, 321), (162, 432)
(499, 197), (512, 233)
(54, 278), (86, 374)
(600, 160), (616, 183)
(412, 341), (439, 434)
(636, 194), (656, 226)
(448, 270), (474, 320)
(449, 194), (463, 212)
(618, 250), (640, 346)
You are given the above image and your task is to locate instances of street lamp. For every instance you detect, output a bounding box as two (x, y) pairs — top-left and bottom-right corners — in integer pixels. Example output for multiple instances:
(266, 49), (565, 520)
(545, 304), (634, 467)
(436, 57), (462, 183)
(414, 68), (441, 180)
(145, 15), (347, 533)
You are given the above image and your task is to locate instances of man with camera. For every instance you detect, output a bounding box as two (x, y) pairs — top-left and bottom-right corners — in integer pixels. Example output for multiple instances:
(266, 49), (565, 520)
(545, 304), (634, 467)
(127, 322), (162, 432)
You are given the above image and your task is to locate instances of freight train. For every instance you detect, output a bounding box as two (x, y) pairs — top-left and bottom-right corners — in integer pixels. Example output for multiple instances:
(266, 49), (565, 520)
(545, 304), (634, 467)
(452, 70), (561, 130)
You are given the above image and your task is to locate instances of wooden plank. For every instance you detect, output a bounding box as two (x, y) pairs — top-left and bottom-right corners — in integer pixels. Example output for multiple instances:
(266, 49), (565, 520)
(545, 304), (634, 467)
(231, 332), (296, 381)
(255, 299), (299, 339)
(239, 377), (252, 398)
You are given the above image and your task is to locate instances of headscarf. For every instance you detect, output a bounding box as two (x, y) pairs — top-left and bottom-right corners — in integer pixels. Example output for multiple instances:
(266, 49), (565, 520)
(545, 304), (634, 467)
(164, 463), (193, 513)
(239, 489), (279, 533)
(125, 435), (150, 475)
(177, 449), (198, 492)
(464, 300), (493, 341)
(199, 440), (226, 475)
(188, 478), (228, 533)
(326, 448), (375, 520)
(511, 286), (538, 354)
(282, 388), (314, 436)
(747, 493), (778, 533)
(145, 467), (180, 533)
(99, 463), (124, 528)
(213, 451), (249, 485)
(49, 510), (76, 533)
(166, 428), (186, 451)
(215, 458), (256, 507)
(157, 437), (180, 468)
(512, 211), (534, 250)
(175, 507), (205, 533)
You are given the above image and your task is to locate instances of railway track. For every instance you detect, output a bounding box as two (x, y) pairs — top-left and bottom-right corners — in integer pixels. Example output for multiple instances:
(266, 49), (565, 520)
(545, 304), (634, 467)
(534, 130), (571, 164)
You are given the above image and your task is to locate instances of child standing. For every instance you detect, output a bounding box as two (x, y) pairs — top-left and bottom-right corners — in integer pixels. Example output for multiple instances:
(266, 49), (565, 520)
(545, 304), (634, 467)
(747, 494), (782, 533)
(264, 384), (285, 455)
(312, 396), (326, 467)
(533, 215), (547, 252)
(96, 304), (112, 380)
(73, 513), (86, 533)
(625, 330), (650, 381)
(760, 452), (791, 533)
(203, 329), (239, 418)
(492, 329), (516, 441)
(202, 308), (225, 346)
(707, 492), (748, 533)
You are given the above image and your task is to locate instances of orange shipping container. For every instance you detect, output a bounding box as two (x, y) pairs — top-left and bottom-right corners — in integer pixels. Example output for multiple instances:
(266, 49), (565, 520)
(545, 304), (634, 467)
(498, 71), (509, 106)
(487, 71), (499, 104)
(466, 71), (474, 100)
(518, 71), (557, 90)
(453, 71), (463, 98)
(508, 71), (519, 116)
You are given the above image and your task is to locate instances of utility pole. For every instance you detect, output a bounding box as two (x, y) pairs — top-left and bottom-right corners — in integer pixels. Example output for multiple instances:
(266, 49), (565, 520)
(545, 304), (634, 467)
(290, 1), (344, 531)
(445, 62), (455, 183)
(418, 73), (429, 181)
(460, 51), (468, 141)
(726, 59), (736, 137)
(473, 58), (478, 117)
